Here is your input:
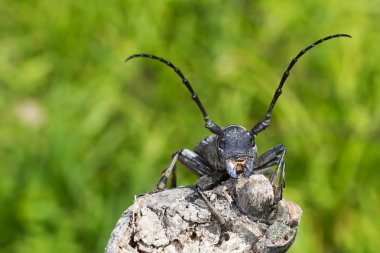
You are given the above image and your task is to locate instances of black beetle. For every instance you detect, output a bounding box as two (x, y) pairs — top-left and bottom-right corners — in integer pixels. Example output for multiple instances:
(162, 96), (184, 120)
(126, 33), (351, 225)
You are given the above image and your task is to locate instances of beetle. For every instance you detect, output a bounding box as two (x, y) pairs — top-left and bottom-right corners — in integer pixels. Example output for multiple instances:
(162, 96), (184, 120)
(126, 34), (351, 225)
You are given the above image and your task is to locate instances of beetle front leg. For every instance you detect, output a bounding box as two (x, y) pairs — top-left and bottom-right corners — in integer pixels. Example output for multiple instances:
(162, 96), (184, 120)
(273, 161), (285, 201)
(156, 149), (228, 236)
(156, 149), (214, 190)
(254, 144), (286, 201)
(196, 186), (226, 225)
(156, 152), (179, 190)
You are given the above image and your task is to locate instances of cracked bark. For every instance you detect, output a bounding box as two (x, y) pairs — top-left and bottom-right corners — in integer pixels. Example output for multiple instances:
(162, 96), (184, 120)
(105, 174), (302, 253)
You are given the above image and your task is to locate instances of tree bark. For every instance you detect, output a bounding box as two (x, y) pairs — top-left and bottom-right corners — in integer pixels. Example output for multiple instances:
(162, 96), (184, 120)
(105, 175), (302, 253)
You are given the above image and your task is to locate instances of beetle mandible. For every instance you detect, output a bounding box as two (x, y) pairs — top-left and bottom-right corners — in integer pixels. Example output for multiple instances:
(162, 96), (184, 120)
(126, 34), (351, 225)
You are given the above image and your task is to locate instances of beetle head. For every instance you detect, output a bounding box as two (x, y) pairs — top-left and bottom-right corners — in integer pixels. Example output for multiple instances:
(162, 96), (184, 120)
(217, 125), (257, 178)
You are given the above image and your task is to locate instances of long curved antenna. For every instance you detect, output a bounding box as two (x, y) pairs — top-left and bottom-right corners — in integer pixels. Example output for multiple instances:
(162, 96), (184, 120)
(250, 33), (352, 136)
(126, 54), (223, 135)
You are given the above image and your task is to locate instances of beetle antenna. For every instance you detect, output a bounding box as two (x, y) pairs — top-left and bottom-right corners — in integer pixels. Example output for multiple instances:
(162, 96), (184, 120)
(250, 33), (352, 136)
(126, 54), (223, 135)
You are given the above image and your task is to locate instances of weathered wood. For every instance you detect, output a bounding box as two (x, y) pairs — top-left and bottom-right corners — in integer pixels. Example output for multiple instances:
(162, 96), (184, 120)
(105, 175), (302, 253)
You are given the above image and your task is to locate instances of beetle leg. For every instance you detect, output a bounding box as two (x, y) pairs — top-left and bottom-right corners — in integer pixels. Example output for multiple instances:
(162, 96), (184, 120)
(156, 149), (229, 239)
(254, 144), (284, 168)
(196, 185), (230, 243)
(156, 149), (214, 190)
(156, 152), (179, 190)
(196, 186), (226, 225)
(170, 165), (177, 188)
(254, 144), (286, 201)
(274, 161), (285, 202)
(269, 149), (286, 186)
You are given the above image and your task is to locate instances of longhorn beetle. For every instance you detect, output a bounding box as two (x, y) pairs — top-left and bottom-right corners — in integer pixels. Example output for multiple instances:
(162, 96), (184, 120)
(126, 34), (351, 226)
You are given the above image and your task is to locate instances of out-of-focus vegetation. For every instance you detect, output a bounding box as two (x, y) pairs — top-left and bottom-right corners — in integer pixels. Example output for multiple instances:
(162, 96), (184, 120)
(0, 1), (379, 252)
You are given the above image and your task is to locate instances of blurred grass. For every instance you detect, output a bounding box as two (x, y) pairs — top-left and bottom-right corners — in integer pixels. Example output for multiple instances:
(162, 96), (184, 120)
(0, 0), (380, 252)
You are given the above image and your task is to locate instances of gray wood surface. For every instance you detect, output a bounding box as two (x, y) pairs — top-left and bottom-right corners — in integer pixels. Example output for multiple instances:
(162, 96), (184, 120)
(105, 175), (302, 253)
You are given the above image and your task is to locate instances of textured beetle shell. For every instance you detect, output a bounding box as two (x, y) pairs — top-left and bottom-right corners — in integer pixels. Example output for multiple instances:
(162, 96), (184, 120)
(194, 134), (222, 171)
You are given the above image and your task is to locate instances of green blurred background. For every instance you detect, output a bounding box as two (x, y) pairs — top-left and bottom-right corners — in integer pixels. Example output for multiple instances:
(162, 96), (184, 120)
(0, 0), (379, 252)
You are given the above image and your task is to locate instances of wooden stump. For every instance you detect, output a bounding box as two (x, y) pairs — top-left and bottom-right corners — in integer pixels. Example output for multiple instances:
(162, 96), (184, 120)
(105, 175), (302, 253)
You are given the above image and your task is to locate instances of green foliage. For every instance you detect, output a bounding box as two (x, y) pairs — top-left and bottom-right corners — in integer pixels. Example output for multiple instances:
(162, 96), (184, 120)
(0, 0), (379, 252)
